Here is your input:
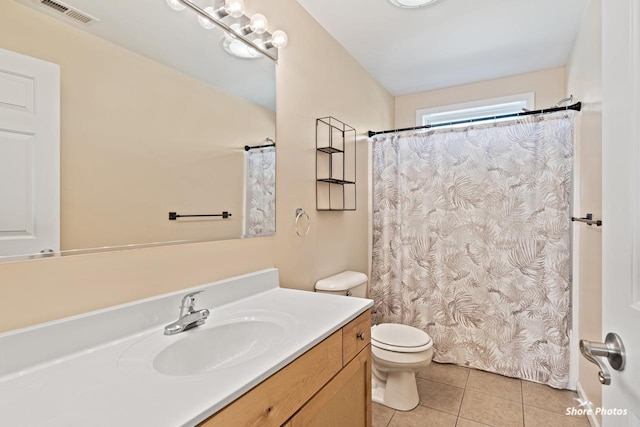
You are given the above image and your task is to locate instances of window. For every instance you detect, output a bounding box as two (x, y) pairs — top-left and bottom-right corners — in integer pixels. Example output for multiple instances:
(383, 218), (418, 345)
(415, 93), (535, 126)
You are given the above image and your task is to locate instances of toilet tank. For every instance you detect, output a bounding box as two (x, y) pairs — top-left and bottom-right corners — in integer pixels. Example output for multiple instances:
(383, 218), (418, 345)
(315, 271), (368, 297)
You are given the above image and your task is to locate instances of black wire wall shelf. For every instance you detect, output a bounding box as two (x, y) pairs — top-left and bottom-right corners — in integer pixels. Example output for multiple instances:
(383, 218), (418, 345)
(317, 146), (343, 154)
(316, 117), (357, 211)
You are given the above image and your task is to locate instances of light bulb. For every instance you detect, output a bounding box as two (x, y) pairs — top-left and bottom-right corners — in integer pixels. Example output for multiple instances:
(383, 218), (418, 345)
(224, 0), (245, 18)
(165, 0), (185, 11)
(197, 6), (216, 29)
(249, 14), (268, 34)
(270, 30), (288, 49)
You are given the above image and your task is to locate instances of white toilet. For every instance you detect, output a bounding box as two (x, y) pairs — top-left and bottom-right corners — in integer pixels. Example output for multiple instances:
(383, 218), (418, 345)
(315, 271), (433, 411)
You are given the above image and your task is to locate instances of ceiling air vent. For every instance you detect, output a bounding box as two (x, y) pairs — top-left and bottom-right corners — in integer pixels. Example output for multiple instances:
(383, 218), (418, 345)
(39, 0), (98, 25)
(41, 0), (67, 13)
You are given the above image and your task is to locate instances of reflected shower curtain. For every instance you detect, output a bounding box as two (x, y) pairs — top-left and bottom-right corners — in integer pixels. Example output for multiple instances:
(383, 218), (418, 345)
(244, 146), (275, 237)
(370, 112), (573, 388)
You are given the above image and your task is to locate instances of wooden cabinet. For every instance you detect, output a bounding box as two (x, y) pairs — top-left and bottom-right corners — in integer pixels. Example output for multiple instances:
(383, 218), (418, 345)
(198, 309), (371, 427)
(288, 344), (371, 427)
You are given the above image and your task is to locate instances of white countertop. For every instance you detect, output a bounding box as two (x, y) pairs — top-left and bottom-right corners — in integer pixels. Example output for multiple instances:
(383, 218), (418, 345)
(0, 269), (372, 426)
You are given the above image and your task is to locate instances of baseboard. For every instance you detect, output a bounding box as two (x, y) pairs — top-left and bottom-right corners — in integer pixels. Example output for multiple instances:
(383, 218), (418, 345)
(577, 381), (601, 427)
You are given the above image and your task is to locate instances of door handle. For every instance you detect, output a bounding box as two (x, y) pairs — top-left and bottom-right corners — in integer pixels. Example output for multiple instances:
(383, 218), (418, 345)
(579, 333), (626, 385)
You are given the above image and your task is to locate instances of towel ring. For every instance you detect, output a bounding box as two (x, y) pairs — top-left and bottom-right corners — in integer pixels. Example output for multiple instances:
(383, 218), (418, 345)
(295, 208), (311, 237)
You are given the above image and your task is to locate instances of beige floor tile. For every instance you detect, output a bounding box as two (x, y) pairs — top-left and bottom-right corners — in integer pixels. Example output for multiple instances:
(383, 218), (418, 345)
(521, 380), (581, 416)
(456, 417), (491, 426)
(418, 362), (470, 388)
(417, 378), (465, 415)
(466, 369), (523, 403)
(459, 390), (524, 427)
(388, 405), (457, 427)
(385, 367), (590, 427)
(373, 402), (395, 427)
(523, 405), (591, 427)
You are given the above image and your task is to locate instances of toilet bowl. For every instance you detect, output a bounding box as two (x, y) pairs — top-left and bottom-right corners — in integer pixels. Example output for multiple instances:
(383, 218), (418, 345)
(314, 271), (434, 411)
(371, 323), (433, 411)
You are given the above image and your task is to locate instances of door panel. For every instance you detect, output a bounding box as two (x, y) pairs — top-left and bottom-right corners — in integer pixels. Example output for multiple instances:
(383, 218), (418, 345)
(0, 48), (59, 257)
(0, 68), (34, 112)
(601, 0), (640, 424)
(0, 131), (33, 233)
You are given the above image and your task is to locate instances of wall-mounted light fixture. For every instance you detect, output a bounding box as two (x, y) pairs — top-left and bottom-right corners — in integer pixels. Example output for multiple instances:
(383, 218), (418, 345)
(165, 0), (288, 61)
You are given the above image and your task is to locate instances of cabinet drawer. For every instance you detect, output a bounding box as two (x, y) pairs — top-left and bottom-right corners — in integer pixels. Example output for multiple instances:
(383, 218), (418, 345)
(342, 310), (371, 364)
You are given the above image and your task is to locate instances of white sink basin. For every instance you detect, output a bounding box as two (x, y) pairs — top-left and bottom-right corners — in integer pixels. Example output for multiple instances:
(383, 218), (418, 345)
(119, 310), (297, 377)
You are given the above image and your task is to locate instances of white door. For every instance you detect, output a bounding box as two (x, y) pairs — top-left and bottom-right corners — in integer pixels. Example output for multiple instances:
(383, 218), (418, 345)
(0, 48), (59, 257)
(601, 0), (640, 424)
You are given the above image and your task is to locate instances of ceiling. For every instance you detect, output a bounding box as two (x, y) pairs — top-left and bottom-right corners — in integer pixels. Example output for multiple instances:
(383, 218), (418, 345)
(296, 0), (590, 96)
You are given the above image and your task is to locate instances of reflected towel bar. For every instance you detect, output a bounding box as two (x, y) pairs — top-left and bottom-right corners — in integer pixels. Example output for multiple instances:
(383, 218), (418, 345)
(572, 213), (602, 227)
(169, 211), (232, 220)
(245, 138), (276, 151)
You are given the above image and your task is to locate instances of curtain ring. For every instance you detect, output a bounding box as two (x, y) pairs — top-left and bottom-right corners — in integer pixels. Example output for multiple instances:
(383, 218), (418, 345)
(295, 208), (310, 237)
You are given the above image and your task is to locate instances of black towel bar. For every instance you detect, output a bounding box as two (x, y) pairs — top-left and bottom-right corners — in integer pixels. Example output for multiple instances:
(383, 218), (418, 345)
(571, 213), (602, 227)
(169, 211), (232, 220)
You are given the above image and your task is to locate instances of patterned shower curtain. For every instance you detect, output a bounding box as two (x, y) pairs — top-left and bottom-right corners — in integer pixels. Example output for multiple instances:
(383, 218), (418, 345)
(370, 112), (574, 388)
(244, 146), (275, 237)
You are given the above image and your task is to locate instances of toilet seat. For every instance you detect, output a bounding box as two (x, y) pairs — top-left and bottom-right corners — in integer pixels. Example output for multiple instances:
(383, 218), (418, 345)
(371, 323), (432, 353)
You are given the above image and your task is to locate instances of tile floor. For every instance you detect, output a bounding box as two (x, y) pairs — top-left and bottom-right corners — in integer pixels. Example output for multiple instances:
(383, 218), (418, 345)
(372, 362), (591, 427)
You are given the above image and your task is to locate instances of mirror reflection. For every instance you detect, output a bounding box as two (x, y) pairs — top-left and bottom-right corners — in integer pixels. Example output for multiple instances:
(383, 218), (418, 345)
(0, 0), (276, 260)
(243, 141), (275, 237)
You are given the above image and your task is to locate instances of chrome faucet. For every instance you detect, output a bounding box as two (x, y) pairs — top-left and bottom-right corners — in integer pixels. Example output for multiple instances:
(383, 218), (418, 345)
(164, 291), (210, 335)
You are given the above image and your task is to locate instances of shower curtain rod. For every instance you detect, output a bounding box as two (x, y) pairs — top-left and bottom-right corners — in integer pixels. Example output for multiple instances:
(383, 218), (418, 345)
(367, 102), (582, 137)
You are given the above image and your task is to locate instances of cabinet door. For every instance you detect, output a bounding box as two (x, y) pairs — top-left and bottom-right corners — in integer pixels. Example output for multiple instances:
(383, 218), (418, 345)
(289, 345), (371, 427)
(199, 331), (342, 427)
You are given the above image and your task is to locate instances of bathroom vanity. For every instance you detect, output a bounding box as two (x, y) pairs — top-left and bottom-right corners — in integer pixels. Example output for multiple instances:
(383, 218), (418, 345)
(201, 310), (371, 427)
(0, 269), (373, 426)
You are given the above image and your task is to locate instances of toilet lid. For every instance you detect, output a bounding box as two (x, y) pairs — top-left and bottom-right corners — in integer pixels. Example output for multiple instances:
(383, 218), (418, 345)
(371, 323), (432, 353)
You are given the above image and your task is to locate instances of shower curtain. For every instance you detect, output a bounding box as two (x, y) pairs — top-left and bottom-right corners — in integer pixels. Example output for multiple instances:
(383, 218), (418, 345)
(370, 112), (573, 388)
(244, 146), (275, 237)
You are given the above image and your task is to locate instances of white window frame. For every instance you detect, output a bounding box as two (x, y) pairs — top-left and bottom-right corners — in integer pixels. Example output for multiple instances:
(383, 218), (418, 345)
(415, 92), (535, 126)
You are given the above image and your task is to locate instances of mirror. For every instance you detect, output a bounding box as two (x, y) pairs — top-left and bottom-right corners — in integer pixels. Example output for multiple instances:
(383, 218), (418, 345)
(0, 0), (276, 260)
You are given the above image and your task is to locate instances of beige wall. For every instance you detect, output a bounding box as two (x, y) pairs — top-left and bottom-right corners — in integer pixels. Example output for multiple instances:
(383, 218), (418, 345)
(0, 0), (394, 332)
(566, 0), (603, 416)
(394, 67), (566, 128)
(0, 1), (275, 250)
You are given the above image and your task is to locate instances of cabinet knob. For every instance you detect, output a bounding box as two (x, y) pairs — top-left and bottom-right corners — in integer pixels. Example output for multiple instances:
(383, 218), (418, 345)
(357, 332), (366, 341)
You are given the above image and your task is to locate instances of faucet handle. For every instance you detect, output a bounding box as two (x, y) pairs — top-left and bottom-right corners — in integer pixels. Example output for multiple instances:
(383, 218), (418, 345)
(179, 291), (204, 316)
(183, 290), (203, 298)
